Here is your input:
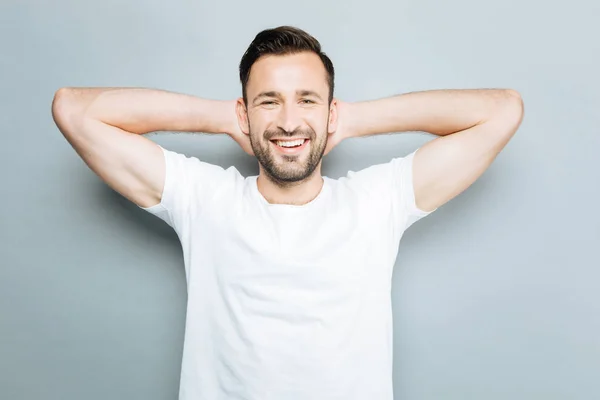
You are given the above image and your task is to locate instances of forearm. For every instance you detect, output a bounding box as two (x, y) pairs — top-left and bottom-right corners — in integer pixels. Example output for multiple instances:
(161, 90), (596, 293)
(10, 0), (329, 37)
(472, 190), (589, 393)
(53, 87), (235, 135)
(347, 89), (521, 137)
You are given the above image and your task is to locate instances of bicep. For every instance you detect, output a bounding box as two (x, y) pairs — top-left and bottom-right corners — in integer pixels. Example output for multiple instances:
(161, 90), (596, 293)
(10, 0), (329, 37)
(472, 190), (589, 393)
(53, 108), (165, 209)
(412, 106), (523, 212)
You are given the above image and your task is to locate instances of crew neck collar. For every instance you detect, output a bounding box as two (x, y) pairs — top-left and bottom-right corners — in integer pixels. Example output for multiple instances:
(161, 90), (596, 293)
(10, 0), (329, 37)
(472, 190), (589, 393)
(251, 175), (329, 208)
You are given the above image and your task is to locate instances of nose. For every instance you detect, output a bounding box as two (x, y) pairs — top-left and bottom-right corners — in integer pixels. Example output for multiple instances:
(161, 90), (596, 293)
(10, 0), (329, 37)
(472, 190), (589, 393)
(276, 102), (302, 134)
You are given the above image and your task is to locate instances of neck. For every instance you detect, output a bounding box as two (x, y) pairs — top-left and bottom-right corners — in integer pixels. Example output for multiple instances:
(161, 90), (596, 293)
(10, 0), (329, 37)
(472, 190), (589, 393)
(256, 169), (324, 205)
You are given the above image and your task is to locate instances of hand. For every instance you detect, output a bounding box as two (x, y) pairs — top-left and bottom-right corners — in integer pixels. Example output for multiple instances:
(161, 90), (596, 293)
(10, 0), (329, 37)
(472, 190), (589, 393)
(225, 100), (254, 156)
(228, 125), (254, 157)
(324, 100), (354, 156)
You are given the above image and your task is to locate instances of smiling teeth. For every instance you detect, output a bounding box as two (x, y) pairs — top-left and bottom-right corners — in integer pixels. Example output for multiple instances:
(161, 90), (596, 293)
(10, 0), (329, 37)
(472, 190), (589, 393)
(276, 139), (306, 147)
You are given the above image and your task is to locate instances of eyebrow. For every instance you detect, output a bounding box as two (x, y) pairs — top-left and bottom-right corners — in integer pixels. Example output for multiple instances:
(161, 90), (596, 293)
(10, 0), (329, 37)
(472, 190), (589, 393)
(252, 90), (324, 104)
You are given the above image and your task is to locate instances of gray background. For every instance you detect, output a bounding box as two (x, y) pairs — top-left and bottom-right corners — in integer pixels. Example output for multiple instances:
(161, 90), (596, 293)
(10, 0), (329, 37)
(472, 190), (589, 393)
(1, 0), (598, 399)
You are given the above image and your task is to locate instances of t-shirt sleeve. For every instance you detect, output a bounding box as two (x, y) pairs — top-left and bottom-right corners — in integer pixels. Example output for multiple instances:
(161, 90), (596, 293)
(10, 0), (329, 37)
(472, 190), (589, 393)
(389, 147), (437, 232)
(342, 146), (437, 236)
(137, 145), (227, 234)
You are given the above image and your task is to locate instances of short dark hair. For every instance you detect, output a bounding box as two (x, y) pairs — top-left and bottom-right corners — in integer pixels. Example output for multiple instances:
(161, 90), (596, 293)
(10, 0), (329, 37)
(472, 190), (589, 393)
(239, 26), (335, 106)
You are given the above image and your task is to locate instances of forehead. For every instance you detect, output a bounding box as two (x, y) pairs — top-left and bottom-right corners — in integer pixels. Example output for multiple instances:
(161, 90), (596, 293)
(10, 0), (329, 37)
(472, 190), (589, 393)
(246, 52), (328, 96)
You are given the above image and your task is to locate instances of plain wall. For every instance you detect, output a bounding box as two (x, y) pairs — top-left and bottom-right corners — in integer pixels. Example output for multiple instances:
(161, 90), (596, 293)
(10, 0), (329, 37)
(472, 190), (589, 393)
(1, 0), (598, 399)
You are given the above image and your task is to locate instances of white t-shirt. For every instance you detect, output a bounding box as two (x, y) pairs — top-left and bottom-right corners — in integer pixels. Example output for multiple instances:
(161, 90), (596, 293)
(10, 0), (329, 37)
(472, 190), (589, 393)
(139, 145), (435, 400)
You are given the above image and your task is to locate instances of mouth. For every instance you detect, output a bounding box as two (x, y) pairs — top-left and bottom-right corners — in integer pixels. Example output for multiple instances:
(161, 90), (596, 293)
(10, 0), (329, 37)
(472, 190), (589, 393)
(270, 138), (310, 154)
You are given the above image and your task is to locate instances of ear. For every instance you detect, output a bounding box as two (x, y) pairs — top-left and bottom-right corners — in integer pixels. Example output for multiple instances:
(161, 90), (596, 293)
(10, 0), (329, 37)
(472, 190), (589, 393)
(236, 97), (250, 134)
(327, 98), (338, 134)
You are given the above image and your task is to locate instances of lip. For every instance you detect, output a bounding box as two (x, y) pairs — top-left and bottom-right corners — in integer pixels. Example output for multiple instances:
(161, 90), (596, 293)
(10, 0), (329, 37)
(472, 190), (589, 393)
(270, 138), (310, 154)
(270, 137), (310, 141)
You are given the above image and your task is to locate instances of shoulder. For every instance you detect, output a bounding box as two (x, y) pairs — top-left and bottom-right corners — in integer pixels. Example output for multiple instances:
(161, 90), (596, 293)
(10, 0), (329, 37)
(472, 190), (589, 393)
(333, 152), (414, 194)
(160, 145), (245, 204)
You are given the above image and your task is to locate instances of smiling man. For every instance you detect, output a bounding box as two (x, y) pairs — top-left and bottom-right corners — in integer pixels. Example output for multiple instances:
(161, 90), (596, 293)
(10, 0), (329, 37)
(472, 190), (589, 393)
(243, 53), (328, 184)
(51, 26), (524, 400)
(237, 44), (337, 204)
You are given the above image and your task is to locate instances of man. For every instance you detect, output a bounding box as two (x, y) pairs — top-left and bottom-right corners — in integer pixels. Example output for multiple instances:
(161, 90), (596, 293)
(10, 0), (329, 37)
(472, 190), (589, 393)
(51, 26), (524, 400)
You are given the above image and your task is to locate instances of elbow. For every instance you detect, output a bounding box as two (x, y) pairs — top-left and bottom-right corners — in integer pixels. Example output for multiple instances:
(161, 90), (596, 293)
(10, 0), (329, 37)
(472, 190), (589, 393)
(496, 89), (525, 126)
(51, 88), (68, 118)
(51, 88), (78, 133)
(508, 90), (524, 128)
(505, 89), (525, 117)
(51, 87), (80, 124)
(499, 89), (525, 138)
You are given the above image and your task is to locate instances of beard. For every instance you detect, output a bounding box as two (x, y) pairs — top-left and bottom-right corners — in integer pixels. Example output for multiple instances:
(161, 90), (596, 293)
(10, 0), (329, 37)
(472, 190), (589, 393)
(249, 124), (328, 186)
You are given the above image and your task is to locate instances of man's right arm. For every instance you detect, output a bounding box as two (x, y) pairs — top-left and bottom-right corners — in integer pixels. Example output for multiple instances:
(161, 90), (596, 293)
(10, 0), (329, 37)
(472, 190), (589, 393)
(51, 87), (238, 208)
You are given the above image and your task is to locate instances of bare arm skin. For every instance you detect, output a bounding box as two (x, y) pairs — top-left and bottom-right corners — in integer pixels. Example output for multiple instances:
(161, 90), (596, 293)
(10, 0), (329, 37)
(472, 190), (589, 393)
(51, 87), (240, 208)
(336, 89), (525, 212)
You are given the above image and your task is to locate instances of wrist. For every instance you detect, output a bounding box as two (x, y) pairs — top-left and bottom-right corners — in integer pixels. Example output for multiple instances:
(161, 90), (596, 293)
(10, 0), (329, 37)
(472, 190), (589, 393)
(340, 101), (364, 139)
(206, 99), (238, 135)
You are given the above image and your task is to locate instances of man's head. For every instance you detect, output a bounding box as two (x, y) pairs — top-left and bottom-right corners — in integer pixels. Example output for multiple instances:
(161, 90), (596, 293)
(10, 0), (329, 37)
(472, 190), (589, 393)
(236, 26), (338, 186)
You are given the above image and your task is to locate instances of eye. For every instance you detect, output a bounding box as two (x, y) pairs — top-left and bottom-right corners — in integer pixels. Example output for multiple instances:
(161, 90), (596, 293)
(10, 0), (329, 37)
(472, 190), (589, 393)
(262, 101), (276, 105)
(300, 99), (314, 104)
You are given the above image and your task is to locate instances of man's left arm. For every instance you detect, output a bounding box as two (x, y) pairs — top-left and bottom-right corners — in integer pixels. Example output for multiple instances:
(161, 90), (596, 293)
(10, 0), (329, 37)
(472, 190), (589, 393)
(337, 89), (525, 212)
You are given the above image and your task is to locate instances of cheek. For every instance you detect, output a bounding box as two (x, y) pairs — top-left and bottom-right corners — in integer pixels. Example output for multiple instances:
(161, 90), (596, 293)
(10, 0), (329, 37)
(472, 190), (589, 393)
(248, 113), (272, 133)
(300, 112), (323, 128)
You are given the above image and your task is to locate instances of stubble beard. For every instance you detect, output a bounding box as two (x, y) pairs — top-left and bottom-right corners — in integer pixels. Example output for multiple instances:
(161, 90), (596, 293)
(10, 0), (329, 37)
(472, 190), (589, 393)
(250, 125), (328, 187)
